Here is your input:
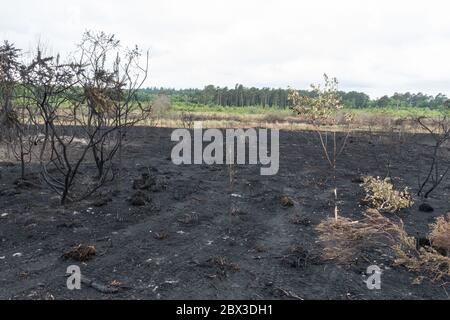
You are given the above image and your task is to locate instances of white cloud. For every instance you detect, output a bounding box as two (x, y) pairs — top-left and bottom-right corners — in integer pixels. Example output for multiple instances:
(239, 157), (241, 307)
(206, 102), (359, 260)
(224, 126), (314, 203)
(1, 0), (450, 97)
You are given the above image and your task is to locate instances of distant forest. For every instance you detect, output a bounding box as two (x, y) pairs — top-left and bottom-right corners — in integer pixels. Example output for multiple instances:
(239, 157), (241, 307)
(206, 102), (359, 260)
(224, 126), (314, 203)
(138, 85), (450, 109)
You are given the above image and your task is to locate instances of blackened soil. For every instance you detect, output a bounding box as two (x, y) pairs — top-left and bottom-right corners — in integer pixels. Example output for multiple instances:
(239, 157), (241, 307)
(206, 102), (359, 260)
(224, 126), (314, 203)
(0, 127), (449, 300)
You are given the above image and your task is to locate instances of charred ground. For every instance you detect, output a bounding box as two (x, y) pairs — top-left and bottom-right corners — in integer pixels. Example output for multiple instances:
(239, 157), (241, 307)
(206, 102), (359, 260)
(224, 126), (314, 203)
(0, 127), (449, 300)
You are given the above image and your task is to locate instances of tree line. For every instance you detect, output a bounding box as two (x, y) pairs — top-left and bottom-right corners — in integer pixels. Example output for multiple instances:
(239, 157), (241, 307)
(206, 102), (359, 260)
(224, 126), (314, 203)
(139, 85), (450, 109)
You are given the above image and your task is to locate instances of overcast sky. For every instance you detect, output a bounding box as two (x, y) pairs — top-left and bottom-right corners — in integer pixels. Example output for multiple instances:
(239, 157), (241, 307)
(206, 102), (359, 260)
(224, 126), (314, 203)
(1, 0), (450, 97)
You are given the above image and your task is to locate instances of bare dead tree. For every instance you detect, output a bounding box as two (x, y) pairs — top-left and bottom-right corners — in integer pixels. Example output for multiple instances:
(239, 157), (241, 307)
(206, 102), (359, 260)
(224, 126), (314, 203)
(19, 33), (150, 205)
(21, 47), (83, 203)
(75, 31), (150, 182)
(416, 116), (450, 199)
(0, 41), (42, 179)
(0, 41), (21, 154)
